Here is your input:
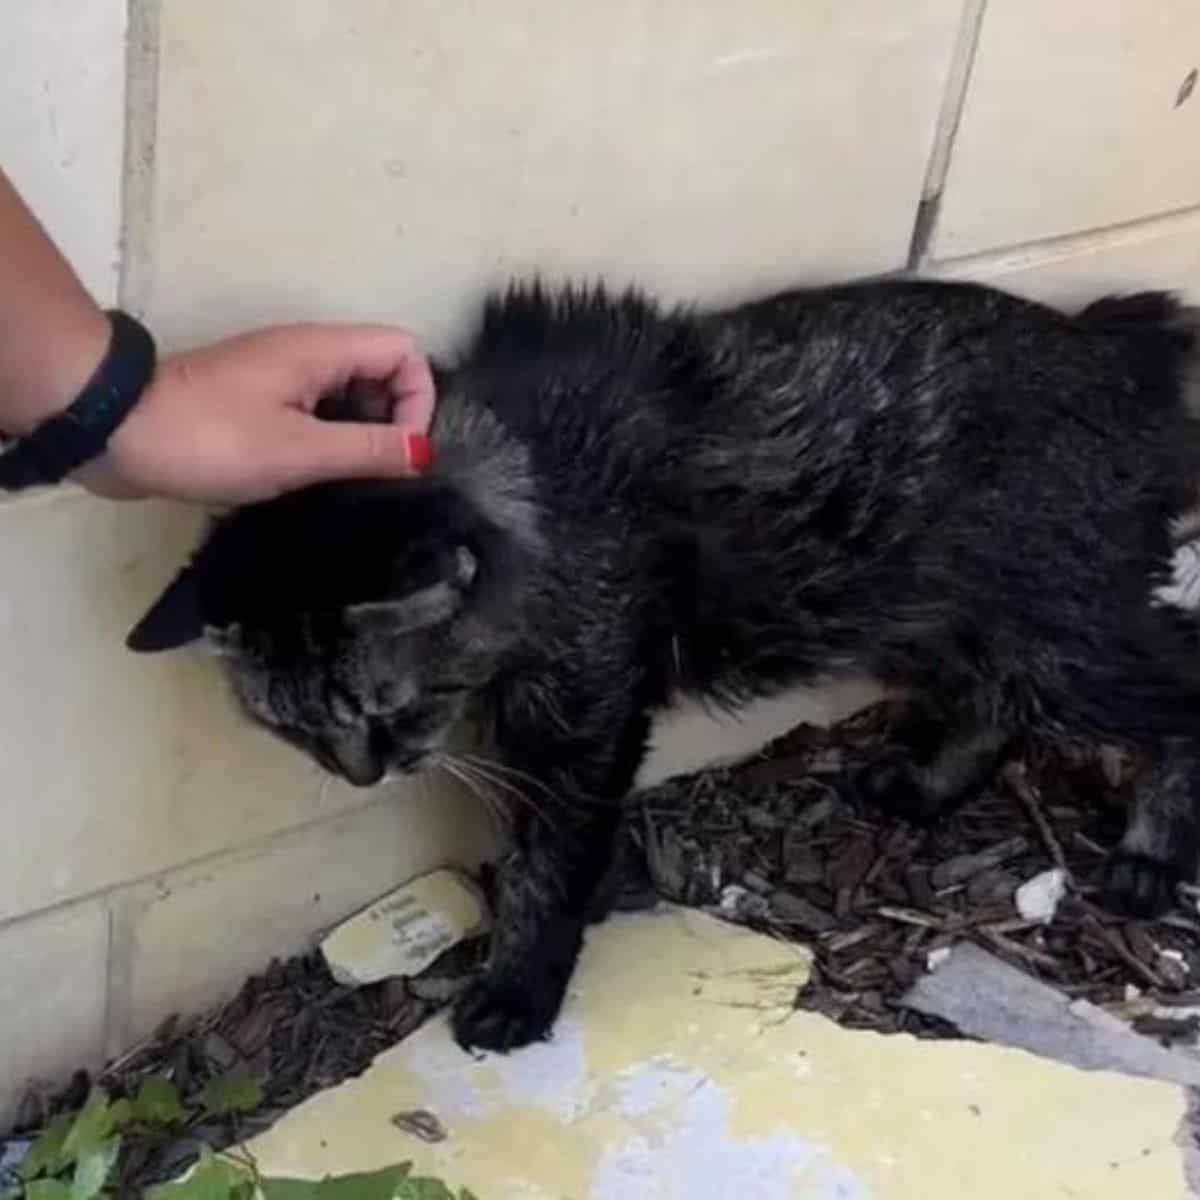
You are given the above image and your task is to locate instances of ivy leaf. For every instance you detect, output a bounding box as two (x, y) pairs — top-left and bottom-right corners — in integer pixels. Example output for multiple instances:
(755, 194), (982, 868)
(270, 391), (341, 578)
(258, 1179), (321, 1200)
(60, 1094), (114, 1165)
(395, 1175), (461, 1200)
(26, 1181), (73, 1200)
(317, 1165), (413, 1200)
(132, 1076), (189, 1128)
(108, 1099), (134, 1131)
(147, 1148), (253, 1200)
(70, 1135), (120, 1200)
(262, 1165), (415, 1200)
(256, 1176), (319, 1195)
(199, 1067), (263, 1118)
(20, 1114), (73, 1180)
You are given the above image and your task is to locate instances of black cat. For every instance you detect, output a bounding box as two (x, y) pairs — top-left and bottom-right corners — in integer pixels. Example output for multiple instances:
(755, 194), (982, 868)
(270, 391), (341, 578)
(129, 278), (1200, 1052)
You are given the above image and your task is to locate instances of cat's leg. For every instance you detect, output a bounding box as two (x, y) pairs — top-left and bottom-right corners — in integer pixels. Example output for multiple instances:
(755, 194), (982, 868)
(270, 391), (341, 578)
(1103, 737), (1200, 917)
(855, 702), (1011, 824)
(451, 685), (648, 1053)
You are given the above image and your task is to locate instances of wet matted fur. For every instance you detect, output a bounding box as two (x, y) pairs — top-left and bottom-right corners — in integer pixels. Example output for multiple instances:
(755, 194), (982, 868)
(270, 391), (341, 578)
(130, 278), (1200, 1052)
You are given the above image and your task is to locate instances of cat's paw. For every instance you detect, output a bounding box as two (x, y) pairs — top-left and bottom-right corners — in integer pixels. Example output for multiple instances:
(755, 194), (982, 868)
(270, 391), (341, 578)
(1101, 850), (1181, 919)
(451, 974), (563, 1053)
(852, 752), (941, 825)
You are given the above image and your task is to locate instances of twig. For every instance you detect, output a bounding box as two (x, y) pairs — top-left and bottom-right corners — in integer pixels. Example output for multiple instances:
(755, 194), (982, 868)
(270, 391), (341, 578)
(978, 930), (1062, 971)
(1081, 914), (1164, 990)
(876, 906), (943, 929)
(1003, 761), (1072, 879)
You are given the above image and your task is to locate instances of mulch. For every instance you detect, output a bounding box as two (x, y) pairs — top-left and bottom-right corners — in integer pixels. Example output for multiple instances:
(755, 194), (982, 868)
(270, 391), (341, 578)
(621, 700), (1200, 1039)
(7, 940), (484, 1196)
(10, 699), (1200, 1190)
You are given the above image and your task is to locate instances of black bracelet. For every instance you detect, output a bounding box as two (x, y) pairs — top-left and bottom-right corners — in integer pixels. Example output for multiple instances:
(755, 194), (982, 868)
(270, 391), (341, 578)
(0, 309), (157, 491)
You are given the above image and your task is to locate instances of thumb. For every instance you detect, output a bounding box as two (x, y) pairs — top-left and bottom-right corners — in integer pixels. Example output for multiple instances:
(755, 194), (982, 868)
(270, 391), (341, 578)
(279, 420), (432, 491)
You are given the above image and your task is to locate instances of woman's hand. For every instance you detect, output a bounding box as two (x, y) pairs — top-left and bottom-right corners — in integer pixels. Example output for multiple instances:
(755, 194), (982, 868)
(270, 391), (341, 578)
(79, 322), (436, 504)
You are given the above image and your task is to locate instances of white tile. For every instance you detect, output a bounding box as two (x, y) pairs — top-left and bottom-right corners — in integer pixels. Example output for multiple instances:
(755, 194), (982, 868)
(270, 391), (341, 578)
(2, 1), (126, 303)
(0, 901), (109, 1129)
(932, 2), (1200, 259)
(930, 209), (1200, 308)
(122, 786), (495, 1039)
(148, 0), (962, 352)
(638, 678), (881, 789)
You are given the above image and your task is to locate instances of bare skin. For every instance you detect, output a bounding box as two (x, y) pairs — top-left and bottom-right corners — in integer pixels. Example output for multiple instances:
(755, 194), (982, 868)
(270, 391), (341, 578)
(0, 169), (434, 504)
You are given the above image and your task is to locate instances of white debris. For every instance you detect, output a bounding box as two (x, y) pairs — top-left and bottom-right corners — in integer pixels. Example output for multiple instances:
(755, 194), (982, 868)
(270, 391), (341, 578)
(717, 884), (768, 921)
(1160, 948), (1190, 973)
(1015, 868), (1067, 924)
(320, 868), (489, 986)
(926, 946), (952, 972)
(1124, 984), (1142, 1004)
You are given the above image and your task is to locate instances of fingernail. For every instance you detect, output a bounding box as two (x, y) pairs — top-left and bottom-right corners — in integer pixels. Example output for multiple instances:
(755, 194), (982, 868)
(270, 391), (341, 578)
(405, 432), (433, 472)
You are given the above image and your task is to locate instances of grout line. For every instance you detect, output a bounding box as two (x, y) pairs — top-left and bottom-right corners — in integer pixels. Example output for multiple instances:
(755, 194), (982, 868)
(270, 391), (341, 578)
(103, 891), (140, 1061)
(0, 786), (419, 939)
(906, 0), (988, 270)
(118, 0), (161, 318)
(919, 199), (1200, 280)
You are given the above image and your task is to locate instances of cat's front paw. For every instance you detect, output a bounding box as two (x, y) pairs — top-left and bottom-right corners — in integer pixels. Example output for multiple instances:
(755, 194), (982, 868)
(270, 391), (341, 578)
(1101, 850), (1181, 919)
(451, 973), (565, 1053)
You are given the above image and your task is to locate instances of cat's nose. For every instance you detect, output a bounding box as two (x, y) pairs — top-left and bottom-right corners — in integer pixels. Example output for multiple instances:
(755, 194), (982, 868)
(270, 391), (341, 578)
(332, 740), (385, 787)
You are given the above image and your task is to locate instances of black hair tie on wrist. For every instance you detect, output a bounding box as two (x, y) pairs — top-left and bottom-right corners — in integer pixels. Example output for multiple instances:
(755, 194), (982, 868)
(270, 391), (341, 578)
(0, 309), (157, 491)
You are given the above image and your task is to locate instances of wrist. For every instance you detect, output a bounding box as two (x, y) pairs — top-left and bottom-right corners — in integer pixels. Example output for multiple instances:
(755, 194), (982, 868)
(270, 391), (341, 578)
(0, 310), (158, 495)
(0, 306), (111, 436)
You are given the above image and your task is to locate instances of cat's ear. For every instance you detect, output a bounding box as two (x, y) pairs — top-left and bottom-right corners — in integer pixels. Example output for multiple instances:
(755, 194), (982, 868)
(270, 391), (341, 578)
(126, 567), (208, 653)
(346, 546), (477, 636)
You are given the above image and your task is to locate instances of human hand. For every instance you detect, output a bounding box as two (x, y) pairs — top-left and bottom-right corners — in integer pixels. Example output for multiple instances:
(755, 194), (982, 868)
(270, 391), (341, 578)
(77, 323), (435, 504)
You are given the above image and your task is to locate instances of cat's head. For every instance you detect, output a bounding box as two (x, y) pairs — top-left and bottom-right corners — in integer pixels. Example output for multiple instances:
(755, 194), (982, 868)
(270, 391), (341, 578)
(126, 480), (514, 786)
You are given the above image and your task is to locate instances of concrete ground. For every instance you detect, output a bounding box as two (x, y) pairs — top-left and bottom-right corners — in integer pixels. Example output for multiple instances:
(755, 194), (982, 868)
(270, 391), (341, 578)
(245, 907), (1191, 1198)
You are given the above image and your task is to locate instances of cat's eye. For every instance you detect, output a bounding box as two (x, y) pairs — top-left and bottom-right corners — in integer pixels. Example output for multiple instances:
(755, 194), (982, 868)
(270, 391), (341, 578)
(325, 685), (359, 726)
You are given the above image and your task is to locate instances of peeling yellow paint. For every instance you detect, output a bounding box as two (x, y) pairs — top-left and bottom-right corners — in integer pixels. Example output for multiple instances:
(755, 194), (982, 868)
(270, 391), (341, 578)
(247, 908), (1188, 1198)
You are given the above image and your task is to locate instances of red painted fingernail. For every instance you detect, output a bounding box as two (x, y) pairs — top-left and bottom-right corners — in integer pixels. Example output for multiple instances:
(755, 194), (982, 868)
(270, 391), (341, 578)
(405, 432), (433, 472)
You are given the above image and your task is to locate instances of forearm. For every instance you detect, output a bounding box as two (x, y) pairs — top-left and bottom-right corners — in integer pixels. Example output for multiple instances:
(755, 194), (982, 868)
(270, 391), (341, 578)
(0, 169), (109, 435)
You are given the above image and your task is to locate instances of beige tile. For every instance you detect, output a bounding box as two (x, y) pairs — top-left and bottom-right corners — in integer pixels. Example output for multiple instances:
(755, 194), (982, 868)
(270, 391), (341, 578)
(2, 1), (126, 303)
(932, 2), (1200, 260)
(639, 678), (881, 788)
(0, 901), (109, 1129)
(0, 493), (427, 922)
(121, 782), (495, 1040)
(930, 209), (1200, 307)
(149, 0), (962, 352)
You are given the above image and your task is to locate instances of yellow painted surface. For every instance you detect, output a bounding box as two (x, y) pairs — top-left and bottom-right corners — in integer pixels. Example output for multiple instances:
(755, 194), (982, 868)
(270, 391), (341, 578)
(247, 908), (1188, 1198)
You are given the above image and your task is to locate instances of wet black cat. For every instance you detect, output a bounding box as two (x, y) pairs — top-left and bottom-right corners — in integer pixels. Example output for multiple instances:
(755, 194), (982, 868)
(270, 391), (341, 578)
(129, 278), (1200, 1052)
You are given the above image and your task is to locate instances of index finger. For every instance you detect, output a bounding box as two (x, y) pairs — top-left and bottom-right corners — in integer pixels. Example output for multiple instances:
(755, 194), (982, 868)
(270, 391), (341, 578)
(292, 323), (436, 419)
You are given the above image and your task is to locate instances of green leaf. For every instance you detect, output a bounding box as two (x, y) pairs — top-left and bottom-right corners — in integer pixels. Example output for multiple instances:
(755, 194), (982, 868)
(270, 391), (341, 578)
(20, 1114), (73, 1180)
(132, 1076), (189, 1128)
(60, 1094), (114, 1166)
(70, 1135), (120, 1200)
(395, 1175), (459, 1200)
(107, 1099), (133, 1131)
(258, 1164), (414, 1200)
(26, 1181), (73, 1200)
(258, 1179), (321, 1200)
(146, 1148), (253, 1200)
(199, 1067), (263, 1117)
